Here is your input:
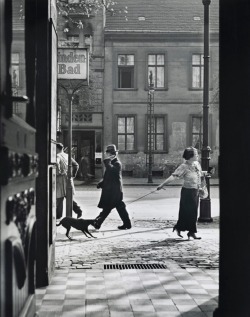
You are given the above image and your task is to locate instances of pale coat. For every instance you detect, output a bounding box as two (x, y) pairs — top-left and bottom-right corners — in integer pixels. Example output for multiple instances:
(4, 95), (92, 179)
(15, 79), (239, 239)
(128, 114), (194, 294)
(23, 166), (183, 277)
(56, 152), (78, 198)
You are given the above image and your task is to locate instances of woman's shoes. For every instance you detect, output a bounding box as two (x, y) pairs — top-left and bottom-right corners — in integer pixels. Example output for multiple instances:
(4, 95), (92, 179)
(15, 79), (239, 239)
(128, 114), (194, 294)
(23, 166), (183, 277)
(173, 226), (183, 238)
(173, 227), (202, 239)
(187, 232), (201, 240)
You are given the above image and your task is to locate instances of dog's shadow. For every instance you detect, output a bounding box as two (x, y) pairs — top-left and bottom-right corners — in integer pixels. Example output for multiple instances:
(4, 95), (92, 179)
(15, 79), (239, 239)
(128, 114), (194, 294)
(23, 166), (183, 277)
(56, 236), (96, 245)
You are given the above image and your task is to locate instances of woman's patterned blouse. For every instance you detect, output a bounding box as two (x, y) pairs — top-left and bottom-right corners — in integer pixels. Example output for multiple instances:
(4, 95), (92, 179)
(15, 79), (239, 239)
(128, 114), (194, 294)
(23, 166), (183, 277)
(172, 161), (204, 189)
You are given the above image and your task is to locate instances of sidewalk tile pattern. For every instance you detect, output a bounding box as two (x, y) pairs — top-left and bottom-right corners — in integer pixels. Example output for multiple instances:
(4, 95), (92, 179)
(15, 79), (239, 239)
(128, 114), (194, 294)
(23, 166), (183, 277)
(36, 267), (218, 317)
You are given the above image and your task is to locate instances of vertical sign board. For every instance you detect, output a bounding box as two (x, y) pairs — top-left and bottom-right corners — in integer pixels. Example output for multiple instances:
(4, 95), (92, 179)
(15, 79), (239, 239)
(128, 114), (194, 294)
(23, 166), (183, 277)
(57, 48), (88, 80)
(50, 21), (57, 163)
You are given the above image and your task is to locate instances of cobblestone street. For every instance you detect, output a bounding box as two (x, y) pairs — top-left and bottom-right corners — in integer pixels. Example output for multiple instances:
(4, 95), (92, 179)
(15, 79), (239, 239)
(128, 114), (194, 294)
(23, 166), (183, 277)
(55, 218), (219, 271)
(56, 184), (219, 271)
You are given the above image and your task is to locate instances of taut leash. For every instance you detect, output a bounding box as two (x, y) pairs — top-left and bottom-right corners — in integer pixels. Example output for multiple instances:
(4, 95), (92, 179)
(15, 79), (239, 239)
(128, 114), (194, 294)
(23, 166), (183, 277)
(125, 187), (164, 206)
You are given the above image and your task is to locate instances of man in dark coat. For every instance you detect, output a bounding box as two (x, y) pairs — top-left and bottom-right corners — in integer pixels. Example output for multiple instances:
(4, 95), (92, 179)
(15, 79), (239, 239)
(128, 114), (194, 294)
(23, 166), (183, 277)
(93, 144), (132, 230)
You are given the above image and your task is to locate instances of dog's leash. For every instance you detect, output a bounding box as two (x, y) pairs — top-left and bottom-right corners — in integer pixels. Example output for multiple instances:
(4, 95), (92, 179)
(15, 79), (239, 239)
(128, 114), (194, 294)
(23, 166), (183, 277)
(125, 187), (165, 206)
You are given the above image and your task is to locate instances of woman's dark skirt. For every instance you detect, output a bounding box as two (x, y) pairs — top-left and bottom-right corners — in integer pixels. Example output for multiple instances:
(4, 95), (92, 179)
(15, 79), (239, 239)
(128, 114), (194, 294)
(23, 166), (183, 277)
(175, 187), (199, 233)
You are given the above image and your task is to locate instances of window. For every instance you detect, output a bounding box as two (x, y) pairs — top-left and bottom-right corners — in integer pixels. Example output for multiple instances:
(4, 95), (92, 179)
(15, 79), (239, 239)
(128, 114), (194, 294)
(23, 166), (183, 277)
(118, 54), (134, 88)
(117, 116), (135, 151)
(191, 115), (203, 151)
(148, 54), (165, 88)
(192, 54), (204, 88)
(147, 116), (165, 151)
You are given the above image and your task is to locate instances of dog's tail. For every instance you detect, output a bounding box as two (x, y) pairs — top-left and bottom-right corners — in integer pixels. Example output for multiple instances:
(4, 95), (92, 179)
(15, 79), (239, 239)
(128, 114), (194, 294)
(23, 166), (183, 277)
(56, 221), (62, 227)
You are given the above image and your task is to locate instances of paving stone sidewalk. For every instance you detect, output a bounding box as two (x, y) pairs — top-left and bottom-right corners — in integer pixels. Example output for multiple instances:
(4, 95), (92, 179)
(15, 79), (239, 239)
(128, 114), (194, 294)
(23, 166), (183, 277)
(36, 267), (218, 317)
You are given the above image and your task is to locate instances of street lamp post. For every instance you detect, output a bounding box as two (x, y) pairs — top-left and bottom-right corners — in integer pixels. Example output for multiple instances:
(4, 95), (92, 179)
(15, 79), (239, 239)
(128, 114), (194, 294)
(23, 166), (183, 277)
(198, 0), (213, 222)
(66, 89), (73, 217)
(147, 72), (154, 183)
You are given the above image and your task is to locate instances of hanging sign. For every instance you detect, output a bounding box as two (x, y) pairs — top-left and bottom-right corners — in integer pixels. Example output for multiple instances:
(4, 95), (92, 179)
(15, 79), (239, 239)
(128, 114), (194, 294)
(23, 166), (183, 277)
(57, 48), (88, 80)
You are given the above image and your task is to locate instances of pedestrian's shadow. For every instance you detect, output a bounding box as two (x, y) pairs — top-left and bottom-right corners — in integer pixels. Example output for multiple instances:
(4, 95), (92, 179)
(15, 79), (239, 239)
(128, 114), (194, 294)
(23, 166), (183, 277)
(56, 227), (191, 245)
(152, 237), (191, 245)
(111, 236), (196, 254)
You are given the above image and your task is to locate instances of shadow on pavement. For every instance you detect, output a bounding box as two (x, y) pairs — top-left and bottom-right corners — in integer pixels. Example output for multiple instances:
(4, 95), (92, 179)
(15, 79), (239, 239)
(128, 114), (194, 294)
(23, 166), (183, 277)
(181, 296), (218, 316)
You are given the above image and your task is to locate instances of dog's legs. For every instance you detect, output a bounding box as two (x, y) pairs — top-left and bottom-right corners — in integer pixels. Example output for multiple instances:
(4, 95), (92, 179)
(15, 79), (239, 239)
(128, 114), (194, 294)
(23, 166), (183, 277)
(81, 230), (91, 238)
(85, 229), (96, 238)
(66, 227), (72, 240)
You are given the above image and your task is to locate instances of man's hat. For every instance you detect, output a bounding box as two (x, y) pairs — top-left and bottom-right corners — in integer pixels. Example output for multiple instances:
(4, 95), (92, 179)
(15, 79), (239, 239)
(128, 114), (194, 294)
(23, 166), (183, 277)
(106, 144), (118, 153)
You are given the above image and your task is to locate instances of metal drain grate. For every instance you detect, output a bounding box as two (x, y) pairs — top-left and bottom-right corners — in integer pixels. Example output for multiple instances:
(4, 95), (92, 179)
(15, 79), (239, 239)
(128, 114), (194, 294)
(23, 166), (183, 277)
(104, 264), (167, 270)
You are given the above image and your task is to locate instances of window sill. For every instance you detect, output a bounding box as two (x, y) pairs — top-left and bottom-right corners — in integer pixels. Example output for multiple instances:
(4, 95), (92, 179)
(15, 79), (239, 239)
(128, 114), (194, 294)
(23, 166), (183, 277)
(144, 151), (168, 154)
(118, 150), (138, 154)
(114, 88), (138, 91)
(144, 88), (168, 92)
(189, 88), (214, 91)
(188, 88), (203, 91)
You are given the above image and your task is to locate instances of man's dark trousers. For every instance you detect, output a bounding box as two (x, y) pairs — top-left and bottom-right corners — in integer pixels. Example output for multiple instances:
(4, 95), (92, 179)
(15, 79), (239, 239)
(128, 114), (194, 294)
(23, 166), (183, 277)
(95, 201), (131, 227)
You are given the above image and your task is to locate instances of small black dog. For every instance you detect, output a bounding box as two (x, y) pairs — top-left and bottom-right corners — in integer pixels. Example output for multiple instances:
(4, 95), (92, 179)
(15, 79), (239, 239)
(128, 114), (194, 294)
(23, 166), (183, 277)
(56, 217), (96, 240)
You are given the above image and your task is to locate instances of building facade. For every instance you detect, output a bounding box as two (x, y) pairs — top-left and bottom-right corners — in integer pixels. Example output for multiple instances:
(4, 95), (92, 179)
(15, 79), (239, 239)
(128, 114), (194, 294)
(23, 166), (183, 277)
(57, 0), (219, 179)
(103, 0), (219, 178)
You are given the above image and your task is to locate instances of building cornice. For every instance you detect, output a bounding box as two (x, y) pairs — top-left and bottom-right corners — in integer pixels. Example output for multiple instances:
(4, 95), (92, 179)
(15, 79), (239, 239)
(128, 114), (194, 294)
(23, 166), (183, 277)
(104, 31), (219, 42)
(112, 100), (219, 105)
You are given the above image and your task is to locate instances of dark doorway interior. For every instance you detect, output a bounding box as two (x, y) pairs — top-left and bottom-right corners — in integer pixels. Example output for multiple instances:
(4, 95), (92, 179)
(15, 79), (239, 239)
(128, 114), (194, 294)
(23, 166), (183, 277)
(64, 130), (95, 178)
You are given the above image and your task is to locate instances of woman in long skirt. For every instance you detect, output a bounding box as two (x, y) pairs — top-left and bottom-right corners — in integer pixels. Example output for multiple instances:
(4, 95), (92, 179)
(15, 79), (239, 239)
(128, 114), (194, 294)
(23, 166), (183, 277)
(157, 146), (204, 240)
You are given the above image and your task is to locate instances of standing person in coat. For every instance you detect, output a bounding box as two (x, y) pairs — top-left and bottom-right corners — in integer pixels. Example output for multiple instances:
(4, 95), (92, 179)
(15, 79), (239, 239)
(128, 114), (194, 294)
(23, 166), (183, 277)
(80, 154), (89, 181)
(93, 144), (132, 230)
(157, 146), (205, 240)
(80, 152), (93, 182)
(56, 143), (83, 219)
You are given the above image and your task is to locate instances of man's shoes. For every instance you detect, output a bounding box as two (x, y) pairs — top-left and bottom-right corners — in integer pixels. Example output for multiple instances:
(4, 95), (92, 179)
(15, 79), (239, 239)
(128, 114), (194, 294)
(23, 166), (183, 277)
(118, 224), (131, 230)
(93, 221), (101, 229)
